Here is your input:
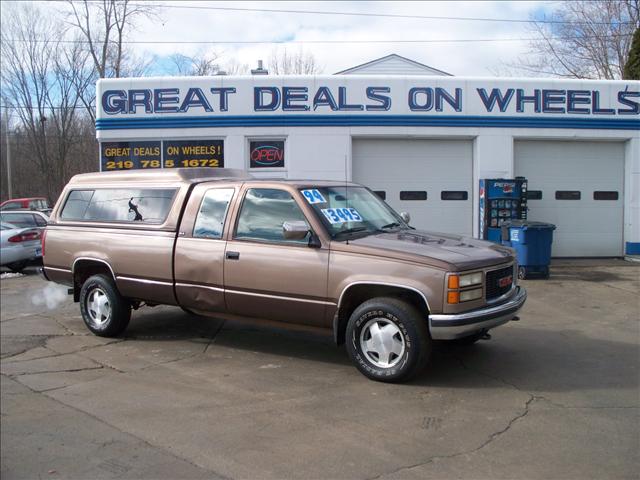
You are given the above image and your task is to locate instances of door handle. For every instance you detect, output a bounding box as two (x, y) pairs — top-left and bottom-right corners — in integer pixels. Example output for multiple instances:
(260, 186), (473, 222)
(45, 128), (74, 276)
(226, 251), (240, 260)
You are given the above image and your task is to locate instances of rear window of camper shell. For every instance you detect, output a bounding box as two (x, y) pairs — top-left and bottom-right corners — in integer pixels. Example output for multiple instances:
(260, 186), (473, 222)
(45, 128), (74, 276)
(60, 188), (177, 224)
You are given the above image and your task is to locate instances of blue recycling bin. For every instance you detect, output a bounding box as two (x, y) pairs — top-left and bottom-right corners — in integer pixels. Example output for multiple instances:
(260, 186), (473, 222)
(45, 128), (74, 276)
(502, 220), (556, 279)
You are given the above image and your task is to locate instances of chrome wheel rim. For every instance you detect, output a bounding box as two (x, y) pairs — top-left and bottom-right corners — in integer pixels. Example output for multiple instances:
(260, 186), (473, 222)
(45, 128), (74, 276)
(87, 288), (111, 328)
(359, 318), (406, 368)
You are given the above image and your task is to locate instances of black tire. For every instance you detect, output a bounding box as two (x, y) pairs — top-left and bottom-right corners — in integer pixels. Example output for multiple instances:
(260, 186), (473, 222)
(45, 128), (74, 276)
(346, 297), (431, 383)
(518, 266), (526, 280)
(6, 260), (28, 273)
(79, 274), (131, 337)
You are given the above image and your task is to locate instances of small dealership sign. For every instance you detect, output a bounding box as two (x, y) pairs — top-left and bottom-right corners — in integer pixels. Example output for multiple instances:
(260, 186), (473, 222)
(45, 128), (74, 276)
(249, 140), (285, 168)
(99, 139), (223, 170)
(101, 141), (161, 170)
(163, 139), (224, 168)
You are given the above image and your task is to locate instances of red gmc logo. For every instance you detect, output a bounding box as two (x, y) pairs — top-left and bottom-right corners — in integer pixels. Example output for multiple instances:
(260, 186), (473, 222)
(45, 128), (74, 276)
(498, 275), (513, 288)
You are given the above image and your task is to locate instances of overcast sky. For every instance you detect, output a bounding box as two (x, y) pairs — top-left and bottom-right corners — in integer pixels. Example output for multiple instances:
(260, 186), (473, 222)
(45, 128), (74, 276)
(24, 1), (560, 77)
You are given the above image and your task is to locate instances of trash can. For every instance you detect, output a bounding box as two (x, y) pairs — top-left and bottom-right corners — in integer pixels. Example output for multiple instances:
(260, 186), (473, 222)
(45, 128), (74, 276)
(501, 220), (556, 279)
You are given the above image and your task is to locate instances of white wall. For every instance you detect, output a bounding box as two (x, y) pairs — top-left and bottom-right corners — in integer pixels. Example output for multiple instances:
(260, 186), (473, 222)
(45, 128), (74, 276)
(95, 74), (639, 253)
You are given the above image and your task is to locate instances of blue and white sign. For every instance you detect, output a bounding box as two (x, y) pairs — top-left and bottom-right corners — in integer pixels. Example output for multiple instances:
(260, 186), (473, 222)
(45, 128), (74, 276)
(95, 75), (639, 134)
(301, 189), (326, 204)
(321, 208), (363, 224)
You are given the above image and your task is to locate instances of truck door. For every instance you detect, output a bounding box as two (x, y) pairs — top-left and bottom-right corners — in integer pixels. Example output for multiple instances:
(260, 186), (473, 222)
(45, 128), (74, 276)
(223, 186), (330, 327)
(174, 185), (236, 313)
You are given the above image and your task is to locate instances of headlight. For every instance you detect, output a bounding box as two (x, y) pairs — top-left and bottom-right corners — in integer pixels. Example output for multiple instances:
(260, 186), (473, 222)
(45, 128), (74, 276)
(447, 271), (484, 304)
(459, 272), (483, 287)
(460, 288), (483, 302)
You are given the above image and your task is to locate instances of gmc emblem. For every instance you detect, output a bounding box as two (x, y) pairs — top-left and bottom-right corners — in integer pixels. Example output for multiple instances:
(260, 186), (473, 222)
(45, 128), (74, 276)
(498, 275), (513, 288)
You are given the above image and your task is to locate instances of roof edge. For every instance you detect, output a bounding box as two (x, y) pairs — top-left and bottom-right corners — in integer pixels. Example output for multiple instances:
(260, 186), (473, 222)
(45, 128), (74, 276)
(334, 53), (453, 76)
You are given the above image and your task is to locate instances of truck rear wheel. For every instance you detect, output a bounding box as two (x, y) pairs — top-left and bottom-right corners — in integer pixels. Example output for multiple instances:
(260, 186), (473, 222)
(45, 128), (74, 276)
(80, 274), (131, 337)
(346, 297), (431, 383)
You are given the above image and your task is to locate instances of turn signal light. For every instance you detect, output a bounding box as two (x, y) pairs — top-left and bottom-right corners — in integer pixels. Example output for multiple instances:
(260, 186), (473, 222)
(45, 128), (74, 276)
(448, 275), (459, 289)
(447, 291), (460, 304)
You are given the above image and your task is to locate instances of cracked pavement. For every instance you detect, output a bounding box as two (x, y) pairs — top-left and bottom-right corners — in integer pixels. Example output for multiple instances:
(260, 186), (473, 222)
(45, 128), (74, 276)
(1, 260), (639, 479)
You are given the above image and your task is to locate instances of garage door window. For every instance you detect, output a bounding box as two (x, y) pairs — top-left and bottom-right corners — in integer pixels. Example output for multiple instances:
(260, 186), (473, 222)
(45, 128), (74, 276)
(373, 191), (386, 200)
(400, 191), (427, 200)
(441, 191), (468, 201)
(555, 191), (581, 200)
(527, 190), (543, 200)
(593, 191), (619, 201)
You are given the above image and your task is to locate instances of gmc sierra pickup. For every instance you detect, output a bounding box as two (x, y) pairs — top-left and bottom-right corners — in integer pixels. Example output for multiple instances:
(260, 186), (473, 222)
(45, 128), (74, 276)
(42, 168), (526, 382)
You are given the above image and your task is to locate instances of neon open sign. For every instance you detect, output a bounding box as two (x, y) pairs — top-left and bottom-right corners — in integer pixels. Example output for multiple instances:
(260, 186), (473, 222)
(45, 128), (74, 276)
(249, 140), (285, 168)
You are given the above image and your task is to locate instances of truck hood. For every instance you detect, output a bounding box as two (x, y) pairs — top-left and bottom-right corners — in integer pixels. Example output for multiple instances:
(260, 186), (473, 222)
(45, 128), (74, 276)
(341, 229), (514, 270)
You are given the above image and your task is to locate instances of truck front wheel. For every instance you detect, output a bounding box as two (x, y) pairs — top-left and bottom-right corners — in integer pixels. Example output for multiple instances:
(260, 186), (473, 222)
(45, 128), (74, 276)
(80, 274), (131, 337)
(346, 297), (431, 383)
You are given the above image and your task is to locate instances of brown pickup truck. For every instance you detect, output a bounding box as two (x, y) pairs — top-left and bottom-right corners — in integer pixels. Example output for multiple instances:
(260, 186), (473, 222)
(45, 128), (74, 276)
(42, 168), (526, 382)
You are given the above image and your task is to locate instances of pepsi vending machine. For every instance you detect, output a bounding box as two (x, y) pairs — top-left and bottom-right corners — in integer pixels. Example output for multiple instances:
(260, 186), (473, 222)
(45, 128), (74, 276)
(479, 177), (528, 242)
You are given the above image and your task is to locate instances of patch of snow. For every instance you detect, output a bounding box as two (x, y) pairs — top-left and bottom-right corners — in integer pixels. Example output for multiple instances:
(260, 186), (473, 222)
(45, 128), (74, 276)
(1, 272), (25, 279)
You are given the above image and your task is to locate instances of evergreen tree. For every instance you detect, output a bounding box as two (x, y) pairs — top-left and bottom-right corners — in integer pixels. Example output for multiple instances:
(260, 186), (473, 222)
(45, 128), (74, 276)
(624, 27), (640, 80)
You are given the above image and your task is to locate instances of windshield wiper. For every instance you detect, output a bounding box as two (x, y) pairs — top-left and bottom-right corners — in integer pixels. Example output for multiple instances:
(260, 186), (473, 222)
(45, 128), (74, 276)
(334, 226), (368, 238)
(379, 222), (401, 230)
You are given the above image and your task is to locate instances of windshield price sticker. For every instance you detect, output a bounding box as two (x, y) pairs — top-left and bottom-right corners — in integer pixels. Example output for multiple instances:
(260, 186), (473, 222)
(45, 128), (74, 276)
(321, 208), (363, 224)
(301, 189), (326, 204)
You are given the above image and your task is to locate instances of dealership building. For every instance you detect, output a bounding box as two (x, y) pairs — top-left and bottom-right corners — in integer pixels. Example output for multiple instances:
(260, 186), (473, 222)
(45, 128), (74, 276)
(96, 54), (640, 257)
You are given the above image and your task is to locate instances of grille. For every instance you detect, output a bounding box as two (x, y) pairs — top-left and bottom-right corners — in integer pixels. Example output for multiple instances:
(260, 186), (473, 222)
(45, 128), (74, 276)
(486, 266), (514, 300)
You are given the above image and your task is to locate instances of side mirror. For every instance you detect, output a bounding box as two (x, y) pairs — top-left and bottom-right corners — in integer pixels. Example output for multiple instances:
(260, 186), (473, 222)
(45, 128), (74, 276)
(400, 212), (411, 224)
(283, 221), (310, 240)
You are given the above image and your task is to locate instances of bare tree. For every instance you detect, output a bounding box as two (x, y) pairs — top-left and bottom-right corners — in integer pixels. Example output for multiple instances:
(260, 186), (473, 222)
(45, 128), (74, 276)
(170, 50), (222, 76)
(224, 59), (250, 75)
(1, 3), (93, 200)
(65, 0), (159, 121)
(511, 0), (640, 79)
(269, 47), (322, 74)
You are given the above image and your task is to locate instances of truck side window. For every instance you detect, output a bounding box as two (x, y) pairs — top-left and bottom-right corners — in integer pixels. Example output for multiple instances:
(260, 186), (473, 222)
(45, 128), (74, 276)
(235, 188), (309, 244)
(193, 188), (234, 239)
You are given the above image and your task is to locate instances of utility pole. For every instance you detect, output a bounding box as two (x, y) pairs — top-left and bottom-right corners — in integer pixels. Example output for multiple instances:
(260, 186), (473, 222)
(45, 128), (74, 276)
(4, 107), (12, 199)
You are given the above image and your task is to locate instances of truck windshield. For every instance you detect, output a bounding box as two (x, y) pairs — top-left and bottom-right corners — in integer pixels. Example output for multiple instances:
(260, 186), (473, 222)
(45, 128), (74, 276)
(299, 186), (409, 240)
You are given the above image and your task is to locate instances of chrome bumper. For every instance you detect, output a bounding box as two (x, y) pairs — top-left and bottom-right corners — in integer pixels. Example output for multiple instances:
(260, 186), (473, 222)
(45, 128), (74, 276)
(429, 287), (527, 340)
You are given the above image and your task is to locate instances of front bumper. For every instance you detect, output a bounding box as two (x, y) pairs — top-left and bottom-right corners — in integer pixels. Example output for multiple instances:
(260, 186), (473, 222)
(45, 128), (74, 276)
(429, 287), (527, 340)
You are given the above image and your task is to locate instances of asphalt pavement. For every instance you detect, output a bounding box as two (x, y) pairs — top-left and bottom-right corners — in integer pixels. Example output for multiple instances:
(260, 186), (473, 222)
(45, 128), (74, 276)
(1, 260), (638, 479)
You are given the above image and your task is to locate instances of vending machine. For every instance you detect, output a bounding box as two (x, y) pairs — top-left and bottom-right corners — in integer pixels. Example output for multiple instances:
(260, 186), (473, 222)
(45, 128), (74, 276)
(479, 177), (528, 242)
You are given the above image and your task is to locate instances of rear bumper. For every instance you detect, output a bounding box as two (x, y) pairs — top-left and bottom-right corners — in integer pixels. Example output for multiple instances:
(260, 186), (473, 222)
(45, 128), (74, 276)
(39, 267), (50, 281)
(429, 287), (527, 340)
(1, 243), (41, 266)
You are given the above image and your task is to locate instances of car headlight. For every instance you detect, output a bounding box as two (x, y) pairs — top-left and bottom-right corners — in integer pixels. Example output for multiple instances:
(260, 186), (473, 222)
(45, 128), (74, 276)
(448, 272), (483, 288)
(447, 271), (484, 304)
(460, 288), (483, 302)
(459, 272), (483, 287)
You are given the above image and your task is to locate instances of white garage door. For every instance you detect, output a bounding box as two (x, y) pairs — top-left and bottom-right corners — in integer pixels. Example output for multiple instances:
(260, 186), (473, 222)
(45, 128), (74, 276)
(515, 140), (624, 257)
(353, 138), (473, 235)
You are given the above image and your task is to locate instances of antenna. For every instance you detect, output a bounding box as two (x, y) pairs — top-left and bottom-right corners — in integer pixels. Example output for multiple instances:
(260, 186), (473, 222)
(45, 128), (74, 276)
(344, 154), (349, 245)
